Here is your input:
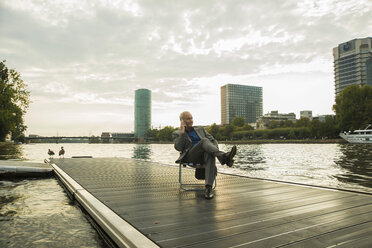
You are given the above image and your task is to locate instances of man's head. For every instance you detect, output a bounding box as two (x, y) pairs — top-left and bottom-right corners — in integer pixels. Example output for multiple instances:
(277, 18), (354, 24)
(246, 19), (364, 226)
(179, 111), (193, 128)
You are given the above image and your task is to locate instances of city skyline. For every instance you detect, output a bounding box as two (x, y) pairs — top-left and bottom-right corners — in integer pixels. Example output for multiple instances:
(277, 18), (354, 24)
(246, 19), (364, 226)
(1, 1), (371, 136)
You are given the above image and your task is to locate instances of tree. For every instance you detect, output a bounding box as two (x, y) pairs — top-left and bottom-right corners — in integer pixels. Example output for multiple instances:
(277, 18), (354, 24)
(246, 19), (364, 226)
(146, 128), (159, 141)
(235, 124), (254, 132)
(156, 126), (176, 141)
(309, 119), (322, 138)
(220, 124), (235, 140)
(333, 85), (372, 131)
(288, 129), (296, 139)
(232, 116), (245, 127)
(267, 120), (280, 129)
(206, 123), (221, 140)
(323, 115), (339, 138)
(280, 120), (294, 128)
(295, 117), (311, 128)
(0, 61), (30, 141)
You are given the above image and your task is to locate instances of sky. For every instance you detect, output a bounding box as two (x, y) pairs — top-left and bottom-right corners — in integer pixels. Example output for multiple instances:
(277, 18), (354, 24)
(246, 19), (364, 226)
(1, 0), (371, 136)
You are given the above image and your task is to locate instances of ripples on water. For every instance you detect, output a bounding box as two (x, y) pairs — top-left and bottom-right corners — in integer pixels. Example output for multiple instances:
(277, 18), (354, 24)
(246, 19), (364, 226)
(221, 143), (372, 193)
(0, 178), (107, 248)
(333, 144), (372, 190)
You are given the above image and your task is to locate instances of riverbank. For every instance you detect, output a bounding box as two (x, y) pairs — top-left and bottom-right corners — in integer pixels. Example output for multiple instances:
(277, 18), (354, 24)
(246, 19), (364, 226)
(2, 139), (348, 145)
(220, 139), (347, 144)
(138, 139), (347, 145)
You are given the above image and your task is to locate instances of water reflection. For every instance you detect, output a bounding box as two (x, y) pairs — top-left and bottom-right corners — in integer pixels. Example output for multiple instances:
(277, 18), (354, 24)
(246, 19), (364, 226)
(132, 144), (152, 160)
(334, 144), (372, 189)
(227, 144), (266, 170)
(0, 144), (23, 160)
(0, 179), (108, 248)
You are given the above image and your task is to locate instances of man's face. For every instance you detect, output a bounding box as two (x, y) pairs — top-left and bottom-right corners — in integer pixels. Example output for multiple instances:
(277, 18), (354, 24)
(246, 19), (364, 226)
(183, 112), (193, 128)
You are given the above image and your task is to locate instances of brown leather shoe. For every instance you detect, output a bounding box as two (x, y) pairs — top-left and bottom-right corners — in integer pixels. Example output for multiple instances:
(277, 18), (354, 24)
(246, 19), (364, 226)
(218, 146), (237, 165)
(225, 145), (237, 167)
(227, 146), (236, 167)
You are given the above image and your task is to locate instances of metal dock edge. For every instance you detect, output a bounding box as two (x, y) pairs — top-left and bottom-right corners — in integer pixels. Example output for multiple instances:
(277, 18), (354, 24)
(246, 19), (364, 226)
(50, 162), (159, 248)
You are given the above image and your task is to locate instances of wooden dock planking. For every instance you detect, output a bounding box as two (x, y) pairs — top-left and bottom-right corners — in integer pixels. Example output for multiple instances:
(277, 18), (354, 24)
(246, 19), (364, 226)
(50, 157), (372, 247)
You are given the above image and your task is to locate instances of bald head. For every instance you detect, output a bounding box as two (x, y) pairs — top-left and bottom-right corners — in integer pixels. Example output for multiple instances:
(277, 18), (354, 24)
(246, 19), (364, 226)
(179, 111), (191, 121)
(179, 111), (193, 128)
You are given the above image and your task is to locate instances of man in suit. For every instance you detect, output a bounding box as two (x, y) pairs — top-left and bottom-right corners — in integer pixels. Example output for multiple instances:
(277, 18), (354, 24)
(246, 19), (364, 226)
(172, 111), (237, 199)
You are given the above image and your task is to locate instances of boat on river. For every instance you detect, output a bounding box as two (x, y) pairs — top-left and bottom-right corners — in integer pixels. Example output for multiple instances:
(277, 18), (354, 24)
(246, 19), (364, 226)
(339, 124), (372, 144)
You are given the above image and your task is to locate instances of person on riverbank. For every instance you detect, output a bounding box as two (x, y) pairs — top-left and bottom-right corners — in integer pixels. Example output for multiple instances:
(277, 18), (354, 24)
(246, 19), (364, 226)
(172, 111), (237, 199)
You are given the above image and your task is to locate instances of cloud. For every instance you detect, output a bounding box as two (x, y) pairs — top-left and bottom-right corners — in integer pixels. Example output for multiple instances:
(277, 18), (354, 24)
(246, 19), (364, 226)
(1, 0), (371, 135)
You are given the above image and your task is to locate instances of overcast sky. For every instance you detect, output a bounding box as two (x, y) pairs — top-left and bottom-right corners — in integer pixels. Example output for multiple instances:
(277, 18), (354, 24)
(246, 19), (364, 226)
(1, 0), (371, 136)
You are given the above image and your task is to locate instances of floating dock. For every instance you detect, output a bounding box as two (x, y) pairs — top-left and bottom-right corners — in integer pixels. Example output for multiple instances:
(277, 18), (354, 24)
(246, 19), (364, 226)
(0, 160), (53, 178)
(48, 157), (372, 248)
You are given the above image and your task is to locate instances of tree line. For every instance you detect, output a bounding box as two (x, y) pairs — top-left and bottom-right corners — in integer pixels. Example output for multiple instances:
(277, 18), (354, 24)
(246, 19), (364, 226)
(146, 116), (339, 142)
(147, 84), (372, 142)
(0, 61), (30, 142)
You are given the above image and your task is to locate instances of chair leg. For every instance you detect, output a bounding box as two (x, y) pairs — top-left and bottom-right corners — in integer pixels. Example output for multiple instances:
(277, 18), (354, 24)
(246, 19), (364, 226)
(179, 163), (215, 191)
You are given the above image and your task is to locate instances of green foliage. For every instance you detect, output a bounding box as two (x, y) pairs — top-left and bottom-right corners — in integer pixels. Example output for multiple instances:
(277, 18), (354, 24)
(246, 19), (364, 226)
(206, 123), (221, 140)
(235, 124), (254, 132)
(148, 115), (340, 143)
(281, 120), (295, 128)
(267, 121), (280, 129)
(146, 128), (159, 141)
(267, 120), (294, 129)
(220, 124), (235, 140)
(231, 127), (312, 140)
(333, 85), (372, 131)
(156, 126), (176, 141)
(295, 117), (311, 128)
(323, 115), (339, 138)
(288, 129), (296, 139)
(232, 116), (245, 127)
(0, 61), (30, 141)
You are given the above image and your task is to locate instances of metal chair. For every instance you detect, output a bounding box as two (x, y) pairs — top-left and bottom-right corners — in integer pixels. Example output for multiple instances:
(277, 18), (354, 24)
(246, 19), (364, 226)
(178, 162), (216, 191)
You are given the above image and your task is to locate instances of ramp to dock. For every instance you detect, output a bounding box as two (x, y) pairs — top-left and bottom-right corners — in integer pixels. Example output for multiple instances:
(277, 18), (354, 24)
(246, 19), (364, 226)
(50, 157), (372, 248)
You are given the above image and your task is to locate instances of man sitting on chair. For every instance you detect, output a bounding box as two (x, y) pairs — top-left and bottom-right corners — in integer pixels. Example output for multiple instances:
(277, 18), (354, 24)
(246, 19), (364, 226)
(172, 111), (237, 199)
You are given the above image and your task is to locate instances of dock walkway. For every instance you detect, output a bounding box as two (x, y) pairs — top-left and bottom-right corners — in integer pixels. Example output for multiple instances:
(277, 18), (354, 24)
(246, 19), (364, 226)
(49, 157), (372, 248)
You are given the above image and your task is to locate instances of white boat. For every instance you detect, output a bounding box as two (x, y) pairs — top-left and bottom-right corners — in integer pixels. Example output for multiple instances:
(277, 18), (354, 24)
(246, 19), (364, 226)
(339, 124), (372, 144)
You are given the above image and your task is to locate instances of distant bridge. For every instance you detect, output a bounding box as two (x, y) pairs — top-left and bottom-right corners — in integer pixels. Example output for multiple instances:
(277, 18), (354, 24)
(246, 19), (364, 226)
(25, 136), (136, 143)
(26, 136), (90, 140)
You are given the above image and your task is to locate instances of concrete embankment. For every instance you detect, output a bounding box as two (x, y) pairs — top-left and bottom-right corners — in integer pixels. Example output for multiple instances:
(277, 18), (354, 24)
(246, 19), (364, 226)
(0, 160), (53, 178)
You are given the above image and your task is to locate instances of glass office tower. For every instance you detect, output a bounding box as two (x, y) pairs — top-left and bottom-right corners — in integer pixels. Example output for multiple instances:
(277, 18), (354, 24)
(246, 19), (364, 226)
(221, 84), (263, 125)
(333, 37), (372, 95)
(134, 89), (151, 139)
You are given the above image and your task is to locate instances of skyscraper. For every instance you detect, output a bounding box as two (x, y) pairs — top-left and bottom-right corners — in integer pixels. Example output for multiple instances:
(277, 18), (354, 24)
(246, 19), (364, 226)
(221, 84), (263, 125)
(333, 37), (372, 95)
(134, 89), (151, 139)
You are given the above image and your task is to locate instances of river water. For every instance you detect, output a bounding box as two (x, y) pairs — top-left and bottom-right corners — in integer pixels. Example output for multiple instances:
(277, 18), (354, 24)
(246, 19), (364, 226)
(1, 143), (372, 247)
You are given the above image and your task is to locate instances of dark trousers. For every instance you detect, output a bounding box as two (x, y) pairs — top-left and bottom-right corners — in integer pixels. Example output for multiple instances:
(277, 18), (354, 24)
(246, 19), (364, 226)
(184, 138), (224, 186)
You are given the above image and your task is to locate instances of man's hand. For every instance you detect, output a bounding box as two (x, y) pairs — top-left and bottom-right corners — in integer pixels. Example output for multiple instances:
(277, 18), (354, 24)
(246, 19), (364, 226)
(180, 121), (186, 133)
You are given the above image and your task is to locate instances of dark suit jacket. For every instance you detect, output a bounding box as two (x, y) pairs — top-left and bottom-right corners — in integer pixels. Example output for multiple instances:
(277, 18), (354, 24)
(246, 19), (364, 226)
(172, 126), (218, 163)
